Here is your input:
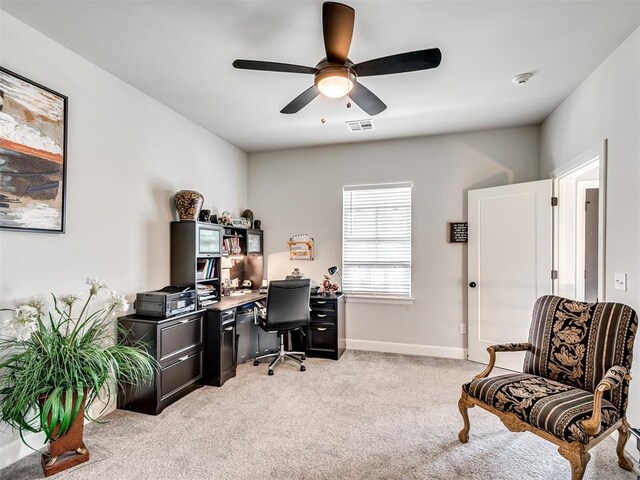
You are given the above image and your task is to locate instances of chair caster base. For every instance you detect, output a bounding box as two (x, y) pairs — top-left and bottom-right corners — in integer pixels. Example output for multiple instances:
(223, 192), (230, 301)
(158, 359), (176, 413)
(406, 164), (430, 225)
(268, 369), (274, 376)
(253, 360), (259, 366)
(300, 365), (306, 372)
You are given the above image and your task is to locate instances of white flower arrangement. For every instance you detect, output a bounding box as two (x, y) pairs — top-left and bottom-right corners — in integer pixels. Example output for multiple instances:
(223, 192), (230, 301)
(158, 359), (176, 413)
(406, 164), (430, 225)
(1, 278), (130, 342)
(4, 305), (38, 341)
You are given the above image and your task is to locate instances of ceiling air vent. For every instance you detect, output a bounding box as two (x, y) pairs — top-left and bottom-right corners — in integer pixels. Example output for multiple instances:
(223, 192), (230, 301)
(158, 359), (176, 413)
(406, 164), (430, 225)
(346, 119), (374, 132)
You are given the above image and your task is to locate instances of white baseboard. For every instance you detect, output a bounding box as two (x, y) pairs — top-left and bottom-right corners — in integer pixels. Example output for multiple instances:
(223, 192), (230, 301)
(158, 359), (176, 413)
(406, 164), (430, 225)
(0, 431), (46, 470)
(347, 339), (467, 359)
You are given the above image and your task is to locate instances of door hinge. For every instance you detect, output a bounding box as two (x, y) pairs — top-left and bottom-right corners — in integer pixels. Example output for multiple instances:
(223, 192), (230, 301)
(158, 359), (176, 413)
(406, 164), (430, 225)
(551, 196), (558, 206)
(551, 270), (558, 280)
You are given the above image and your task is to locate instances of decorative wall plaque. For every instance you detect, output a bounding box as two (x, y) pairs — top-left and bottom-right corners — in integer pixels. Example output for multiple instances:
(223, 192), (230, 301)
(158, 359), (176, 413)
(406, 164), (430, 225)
(449, 222), (468, 243)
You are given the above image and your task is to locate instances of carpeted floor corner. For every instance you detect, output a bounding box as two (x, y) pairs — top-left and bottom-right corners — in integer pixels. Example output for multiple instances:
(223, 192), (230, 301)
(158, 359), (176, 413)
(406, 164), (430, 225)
(1, 350), (637, 479)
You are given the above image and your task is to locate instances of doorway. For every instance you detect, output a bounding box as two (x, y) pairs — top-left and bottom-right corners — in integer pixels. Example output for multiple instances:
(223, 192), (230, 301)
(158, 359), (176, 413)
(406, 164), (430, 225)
(552, 141), (607, 302)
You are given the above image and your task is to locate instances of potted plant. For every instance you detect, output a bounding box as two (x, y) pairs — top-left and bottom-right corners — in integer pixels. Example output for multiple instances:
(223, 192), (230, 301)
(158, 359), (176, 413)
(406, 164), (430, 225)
(0, 278), (155, 476)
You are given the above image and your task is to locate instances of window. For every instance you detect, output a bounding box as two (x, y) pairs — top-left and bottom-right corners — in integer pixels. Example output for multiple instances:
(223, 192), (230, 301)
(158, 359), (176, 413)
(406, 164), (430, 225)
(342, 182), (412, 298)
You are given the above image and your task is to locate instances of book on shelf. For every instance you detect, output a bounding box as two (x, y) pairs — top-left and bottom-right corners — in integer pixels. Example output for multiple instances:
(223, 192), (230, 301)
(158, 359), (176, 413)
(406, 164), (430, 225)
(200, 299), (219, 307)
(198, 294), (218, 301)
(196, 258), (217, 280)
(197, 284), (216, 292)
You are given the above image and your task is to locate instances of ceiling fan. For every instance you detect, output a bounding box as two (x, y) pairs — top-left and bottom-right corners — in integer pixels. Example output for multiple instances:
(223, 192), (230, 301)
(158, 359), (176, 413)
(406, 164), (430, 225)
(233, 1), (441, 116)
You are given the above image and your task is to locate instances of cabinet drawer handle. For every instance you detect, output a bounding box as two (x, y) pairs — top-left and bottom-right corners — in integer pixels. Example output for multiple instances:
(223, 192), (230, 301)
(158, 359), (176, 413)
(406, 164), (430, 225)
(317, 314), (327, 318)
(178, 355), (189, 362)
(316, 301), (327, 304)
(179, 318), (190, 324)
(225, 326), (234, 331)
(317, 327), (327, 331)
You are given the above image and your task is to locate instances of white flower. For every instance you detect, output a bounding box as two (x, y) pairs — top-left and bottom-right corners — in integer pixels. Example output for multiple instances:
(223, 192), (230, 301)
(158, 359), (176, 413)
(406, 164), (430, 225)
(107, 291), (129, 316)
(86, 277), (108, 296)
(58, 294), (81, 309)
(25, 297), (46, 316)
(5, 305), (38, 341)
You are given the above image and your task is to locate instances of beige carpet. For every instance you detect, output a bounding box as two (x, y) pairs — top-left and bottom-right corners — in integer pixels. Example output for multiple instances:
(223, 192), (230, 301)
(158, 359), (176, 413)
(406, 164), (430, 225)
(2, 351), (637, 479)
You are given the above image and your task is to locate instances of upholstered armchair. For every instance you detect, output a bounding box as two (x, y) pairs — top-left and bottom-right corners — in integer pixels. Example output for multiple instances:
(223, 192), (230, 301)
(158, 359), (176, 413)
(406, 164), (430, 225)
(459, 295), (638, 480)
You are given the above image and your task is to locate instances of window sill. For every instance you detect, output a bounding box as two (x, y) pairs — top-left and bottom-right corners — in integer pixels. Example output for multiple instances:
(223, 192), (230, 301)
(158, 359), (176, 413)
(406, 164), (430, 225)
(346, 295), (415, 305)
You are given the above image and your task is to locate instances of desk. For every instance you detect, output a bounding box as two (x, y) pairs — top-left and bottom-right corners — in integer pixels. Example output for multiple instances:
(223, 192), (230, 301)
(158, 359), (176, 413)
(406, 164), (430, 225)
(207, 291), (266, 311)
(119, 292), (346, 413)
(204, 292), (346, 386)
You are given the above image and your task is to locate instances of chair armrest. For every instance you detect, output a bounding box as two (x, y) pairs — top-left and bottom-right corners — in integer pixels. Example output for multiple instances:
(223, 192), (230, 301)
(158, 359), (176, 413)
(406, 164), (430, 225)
(581, 366), (630, 436)
(474, 342), (532, 379)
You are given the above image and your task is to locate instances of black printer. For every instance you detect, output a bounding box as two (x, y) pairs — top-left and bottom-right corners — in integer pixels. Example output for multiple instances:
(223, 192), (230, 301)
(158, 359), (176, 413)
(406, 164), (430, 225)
(135, 286), (196, 318)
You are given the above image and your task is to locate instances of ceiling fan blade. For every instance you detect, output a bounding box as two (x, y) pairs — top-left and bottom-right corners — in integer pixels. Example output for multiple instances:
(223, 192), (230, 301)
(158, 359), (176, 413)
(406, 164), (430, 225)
(323, 2), (355, 63)
(355, 48), (442, 77)
(348, 82), (387, 116)
(233, 59), (317, 75)
(281, 85), (321, 114)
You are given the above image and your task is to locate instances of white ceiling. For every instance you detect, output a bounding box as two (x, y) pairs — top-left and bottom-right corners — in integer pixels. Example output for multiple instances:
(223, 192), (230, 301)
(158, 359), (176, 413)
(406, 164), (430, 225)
(2, 1), (639, 153)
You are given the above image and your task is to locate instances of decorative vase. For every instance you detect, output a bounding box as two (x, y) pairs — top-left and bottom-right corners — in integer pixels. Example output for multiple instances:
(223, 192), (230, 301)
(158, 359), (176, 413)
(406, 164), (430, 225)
(174, 190), (204, 221)
(40, 392), (89, 477)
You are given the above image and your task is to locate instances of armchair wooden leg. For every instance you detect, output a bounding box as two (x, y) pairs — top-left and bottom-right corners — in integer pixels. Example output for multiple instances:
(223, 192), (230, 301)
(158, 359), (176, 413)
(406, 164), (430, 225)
(558, 443), (590, 480)
(616, 418), (634, 471)
(458, 392), (474, 443)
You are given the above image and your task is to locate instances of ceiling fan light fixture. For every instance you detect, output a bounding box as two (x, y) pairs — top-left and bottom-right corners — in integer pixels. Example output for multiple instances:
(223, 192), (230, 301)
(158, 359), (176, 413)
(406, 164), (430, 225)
(315, 67), (355, 98)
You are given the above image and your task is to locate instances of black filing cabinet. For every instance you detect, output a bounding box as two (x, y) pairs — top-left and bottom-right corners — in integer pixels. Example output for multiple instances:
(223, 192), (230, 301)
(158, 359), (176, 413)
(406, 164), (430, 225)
(204, 308), (237, 387)
(307, 293), (346, 360)
(118, 310), (204, 415)
(236, 306), (260, 364)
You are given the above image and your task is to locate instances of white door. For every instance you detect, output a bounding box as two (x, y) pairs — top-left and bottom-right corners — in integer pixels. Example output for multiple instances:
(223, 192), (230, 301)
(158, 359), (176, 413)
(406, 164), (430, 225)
(468, 180), (553, 371)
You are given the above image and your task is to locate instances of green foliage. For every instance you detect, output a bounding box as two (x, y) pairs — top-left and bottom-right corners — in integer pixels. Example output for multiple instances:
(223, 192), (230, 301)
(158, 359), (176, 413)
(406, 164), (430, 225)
(0, 286), (155, 445)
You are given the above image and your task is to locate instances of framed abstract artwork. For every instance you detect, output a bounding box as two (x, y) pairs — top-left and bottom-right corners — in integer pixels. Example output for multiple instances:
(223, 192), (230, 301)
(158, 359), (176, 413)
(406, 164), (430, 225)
(0, 66), (68, 233)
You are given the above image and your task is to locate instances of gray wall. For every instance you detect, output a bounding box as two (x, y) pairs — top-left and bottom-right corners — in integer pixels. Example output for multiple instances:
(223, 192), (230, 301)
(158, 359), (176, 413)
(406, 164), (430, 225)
(0, 11), (248, 464)
(540, 26), (640, 454)
(248, 125), (540, 357)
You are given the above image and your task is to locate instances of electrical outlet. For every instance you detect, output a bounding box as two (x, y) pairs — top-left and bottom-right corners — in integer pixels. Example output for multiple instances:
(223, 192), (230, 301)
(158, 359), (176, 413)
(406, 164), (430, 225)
(614, 273), (627, 292)
(460, 323), (467, 335)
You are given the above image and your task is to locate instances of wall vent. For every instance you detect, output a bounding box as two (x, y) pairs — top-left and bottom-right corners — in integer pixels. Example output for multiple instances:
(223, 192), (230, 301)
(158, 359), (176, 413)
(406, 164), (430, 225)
(346, 119), (374, 132)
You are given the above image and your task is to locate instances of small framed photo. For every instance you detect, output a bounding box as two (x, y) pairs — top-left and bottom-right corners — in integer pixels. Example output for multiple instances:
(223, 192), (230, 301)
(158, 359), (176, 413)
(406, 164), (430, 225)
(0, 66), (68, 233)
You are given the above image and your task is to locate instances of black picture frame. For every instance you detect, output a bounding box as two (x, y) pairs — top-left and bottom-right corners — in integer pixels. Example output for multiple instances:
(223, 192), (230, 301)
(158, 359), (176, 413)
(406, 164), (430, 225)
(0, 66), (68, 233)
(449, 222), (468, 243)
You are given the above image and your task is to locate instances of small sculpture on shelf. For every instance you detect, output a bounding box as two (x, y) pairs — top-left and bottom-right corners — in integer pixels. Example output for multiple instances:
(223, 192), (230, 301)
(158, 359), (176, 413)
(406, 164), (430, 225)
(288, 268), (303, 280)
(321, 275), (339, 295)
(220, 211), (233, 226)
(198, 209), (211, 222)
(241, 209), (254, 227)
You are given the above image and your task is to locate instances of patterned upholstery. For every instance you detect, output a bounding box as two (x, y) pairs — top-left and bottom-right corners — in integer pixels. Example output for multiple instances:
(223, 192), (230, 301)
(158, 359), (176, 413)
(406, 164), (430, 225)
(464, 374), (620, 444)
(522, 296), (637, 415)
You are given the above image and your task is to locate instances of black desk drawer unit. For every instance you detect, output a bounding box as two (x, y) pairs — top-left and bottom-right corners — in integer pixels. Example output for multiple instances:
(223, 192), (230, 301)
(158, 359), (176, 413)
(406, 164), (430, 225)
(203, 308), (238, 387)
(118, 310), (205, 415)
(307, 293), (345, 360)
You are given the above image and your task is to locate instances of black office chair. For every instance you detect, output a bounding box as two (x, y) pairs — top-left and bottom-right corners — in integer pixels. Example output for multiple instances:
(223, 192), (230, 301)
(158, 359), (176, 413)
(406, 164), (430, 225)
(253, 279), (310, 375)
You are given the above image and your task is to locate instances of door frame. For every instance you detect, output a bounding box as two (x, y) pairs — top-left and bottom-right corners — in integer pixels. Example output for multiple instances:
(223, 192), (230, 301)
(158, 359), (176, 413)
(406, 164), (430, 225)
(551, 140), (608, 301)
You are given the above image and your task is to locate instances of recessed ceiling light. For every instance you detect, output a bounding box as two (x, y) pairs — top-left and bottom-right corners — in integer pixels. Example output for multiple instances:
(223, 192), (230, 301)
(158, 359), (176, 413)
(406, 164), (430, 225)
(512, 72), (533, 85)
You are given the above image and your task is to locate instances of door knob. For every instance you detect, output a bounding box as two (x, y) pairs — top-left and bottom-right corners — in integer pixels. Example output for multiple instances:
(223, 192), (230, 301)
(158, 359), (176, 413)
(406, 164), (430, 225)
(469, 282), (477, 288)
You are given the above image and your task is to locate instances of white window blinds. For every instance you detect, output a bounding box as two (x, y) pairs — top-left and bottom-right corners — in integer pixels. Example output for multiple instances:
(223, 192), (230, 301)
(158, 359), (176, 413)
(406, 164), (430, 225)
(342, 183), (412, 297)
